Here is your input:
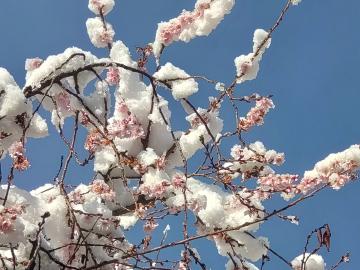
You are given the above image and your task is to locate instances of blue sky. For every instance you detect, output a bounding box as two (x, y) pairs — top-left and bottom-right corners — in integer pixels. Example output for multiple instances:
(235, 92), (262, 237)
(0, 0), (359, 269)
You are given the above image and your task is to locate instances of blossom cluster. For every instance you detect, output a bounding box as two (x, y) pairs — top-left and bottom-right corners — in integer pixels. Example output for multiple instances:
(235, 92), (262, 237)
(222, 141), (285, 181)
(238, 95), (275, 131)
(234, 29), (271, 84)
(298, 144), (360, 193)
(8, 141), (30, 170)
(153, 0), (235, 57)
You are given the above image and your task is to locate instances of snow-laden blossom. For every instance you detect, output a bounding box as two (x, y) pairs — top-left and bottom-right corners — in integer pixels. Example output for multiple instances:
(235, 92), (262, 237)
(291, 253), (325, 270)
(0, 68), (48, 158)
(106, 67), (120, 85)
(8, 141), (30, 170)
(107, 98), (145, 139)
(178, 261), (187, 270)
(164, 107), (223, 167)
(172, 174), (186, 189)
(297, 145), (360, 193)
(139, 168), (171, 198)
(258, 174), (298, 197)
(153, 0), (235, 57)
(25, 58), (43, 71)
(88, 0), (115, 15)
(265, 150), (285, 166)
(186, 108), (211, 128)
(0, 184), (134, 269)
(253, 29), (271, 56)
(109, 115), (143, 139)
(90, 179), (115, 201)
(234, 53), (260, 82)
(25, 47), (98, 89)
(0, 205), (24, 234)
(154, 62), (198, 100)
(86, 17), (115, 48)
(55, 91), (71, 112)
(84, 130), (109, 153)
(224, 141), (283, 180)
(235, 29), (271, 83)
(137, 148), (159, 167)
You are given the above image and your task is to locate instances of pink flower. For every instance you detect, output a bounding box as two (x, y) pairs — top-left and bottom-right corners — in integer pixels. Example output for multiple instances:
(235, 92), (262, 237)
(25, 58), (43, 71)
(188, 198), (206, 214)
(139, 181), (170, 199)
(91, 179), (115, 201)
(143, 219), (159, 234)
(159, 3), (211, 45)
(99, 29), (114, 44)
(55, 92), (71, 112)
(0, 206), (25, 234)
(106, 67), (120, 85)
(155, 155), (167, 170)
(258, 174), (298, 193)
(238, 96), (274, 131)
(85, 131), (109, 152)
(0, 218), (13, 233)
(8, 141), (30, 171)
(69, 190), (85, 204)
(116, 99), (129, 115)
(172, 174), (186, 189)
(108, 114), (144, 139)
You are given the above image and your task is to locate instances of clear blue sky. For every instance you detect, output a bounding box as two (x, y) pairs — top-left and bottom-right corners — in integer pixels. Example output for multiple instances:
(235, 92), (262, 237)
(0, 0), (359, 269)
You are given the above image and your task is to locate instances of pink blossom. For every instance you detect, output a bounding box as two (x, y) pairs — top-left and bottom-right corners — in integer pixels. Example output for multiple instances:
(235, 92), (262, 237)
(80, 110), (90, 126)
(0, 206), (24, 234)
(106, 67), (120, 85)
(188, 198), (206, 214)
(139, 181), (170, 199)
(91, 179), (115, 201)
(90, 0), (101, 9)
(107, 98), (145, 139)
(258, 174), (298, 193)
(273, 153), (285, 165)
(240, 61), (252, 75)
(69, 190), (85, 204)
(238, 97), (274, 131)
(116, 99), (129, 115)
(143, 219), (159, 234)
(85, 130), (109, 152)
(297, 146), (360, 194)
(100, 29), (114, 44)
(8, 141), (30, 171)
(0, 218), (13, 233)
(189, 113), (210, 129)
(25, 58), (43, 71)
(172, 174), (186, 189)
(108, 115), (144, 139)
(155, 155), (167, 170)
(55, 92), (71, 112)
(159, 4), (211, 45)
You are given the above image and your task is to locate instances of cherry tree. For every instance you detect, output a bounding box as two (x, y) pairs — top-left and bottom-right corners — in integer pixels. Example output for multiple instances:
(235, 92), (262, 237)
(0, 0), (357, 269)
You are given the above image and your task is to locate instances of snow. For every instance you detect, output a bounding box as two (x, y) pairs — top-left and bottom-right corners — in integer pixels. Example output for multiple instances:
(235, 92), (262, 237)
(291, 253), (325, 270)
(154, 62), (199, 100)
